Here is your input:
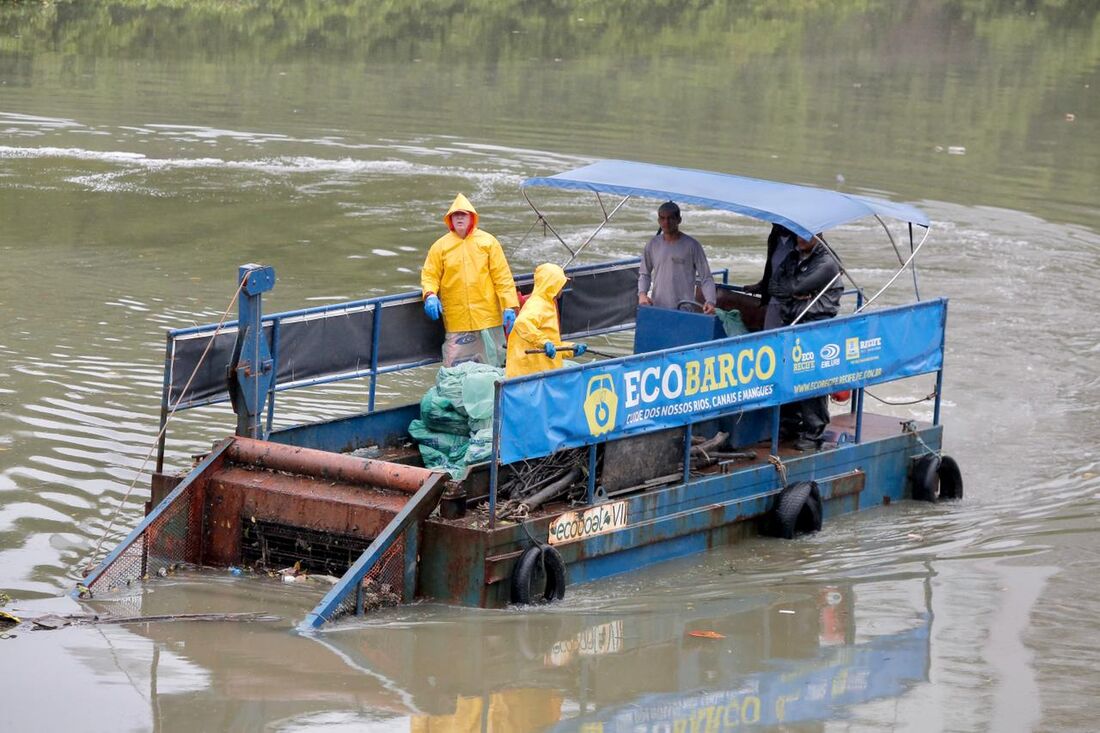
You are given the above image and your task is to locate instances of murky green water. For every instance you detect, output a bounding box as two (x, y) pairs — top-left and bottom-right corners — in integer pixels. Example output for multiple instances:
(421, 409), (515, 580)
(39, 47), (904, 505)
(1, 1), (1098, 731)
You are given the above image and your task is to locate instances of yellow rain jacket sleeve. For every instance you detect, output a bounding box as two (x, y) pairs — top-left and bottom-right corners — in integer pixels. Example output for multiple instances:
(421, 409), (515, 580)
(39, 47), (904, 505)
(506, 263), (575, 378)
(420, 193), (519, 333)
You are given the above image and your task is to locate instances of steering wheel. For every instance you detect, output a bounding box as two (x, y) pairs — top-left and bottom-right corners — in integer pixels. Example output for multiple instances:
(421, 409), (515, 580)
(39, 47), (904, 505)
(676, 300), (705, 313)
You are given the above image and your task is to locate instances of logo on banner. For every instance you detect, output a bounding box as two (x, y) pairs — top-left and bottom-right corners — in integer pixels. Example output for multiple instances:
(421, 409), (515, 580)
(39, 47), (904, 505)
(584, 373), (618, 436)
(846, 336), (883, 364)
(820, 342), (841, 368)
(791, 338), (816, 373)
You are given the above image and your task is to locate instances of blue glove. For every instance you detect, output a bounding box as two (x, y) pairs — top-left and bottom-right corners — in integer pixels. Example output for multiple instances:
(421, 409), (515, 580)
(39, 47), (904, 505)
(424, 294), (442, 321)
(573, 343), (587, 356)
(502, 308), (516, 335)
(543, 341), (557, 359)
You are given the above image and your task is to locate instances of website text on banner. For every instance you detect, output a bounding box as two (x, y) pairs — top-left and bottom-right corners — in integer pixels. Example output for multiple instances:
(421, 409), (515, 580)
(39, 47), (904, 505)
(498, 299), (946, 464)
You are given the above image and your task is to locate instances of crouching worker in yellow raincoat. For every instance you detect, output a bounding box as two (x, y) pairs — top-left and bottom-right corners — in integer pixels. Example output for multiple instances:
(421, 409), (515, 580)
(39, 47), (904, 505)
(421, 193), (520, 367)
(505, 263), (587, 378)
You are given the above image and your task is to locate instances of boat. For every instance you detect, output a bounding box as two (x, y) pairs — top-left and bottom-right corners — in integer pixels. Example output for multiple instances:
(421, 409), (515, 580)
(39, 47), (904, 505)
(77, 160), (962, 630)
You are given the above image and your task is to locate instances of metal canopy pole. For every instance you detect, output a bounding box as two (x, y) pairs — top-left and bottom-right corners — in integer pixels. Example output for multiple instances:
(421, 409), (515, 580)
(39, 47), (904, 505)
(521, 187), (631, 268)
(874, 214), (921, 302)
(562, 193), (632, 269)
(856, 226), (932, 313)
(788, 235), (864, 326)
(908, 222), (922, 301)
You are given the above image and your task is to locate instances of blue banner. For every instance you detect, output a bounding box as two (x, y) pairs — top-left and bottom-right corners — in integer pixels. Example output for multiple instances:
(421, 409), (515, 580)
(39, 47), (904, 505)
(498, 299), (946, 464)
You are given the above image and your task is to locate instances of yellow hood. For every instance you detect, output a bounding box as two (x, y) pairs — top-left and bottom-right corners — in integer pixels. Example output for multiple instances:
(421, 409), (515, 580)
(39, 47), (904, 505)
(532, 263), (568, 301)
(444, 193), (479, 234)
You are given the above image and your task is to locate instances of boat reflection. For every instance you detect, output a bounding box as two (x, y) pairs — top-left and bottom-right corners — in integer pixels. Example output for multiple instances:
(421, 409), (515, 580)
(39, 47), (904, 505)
(104, 570), (931, 731)
(544, 598), (929, 731)
(317, 575), (932, 731)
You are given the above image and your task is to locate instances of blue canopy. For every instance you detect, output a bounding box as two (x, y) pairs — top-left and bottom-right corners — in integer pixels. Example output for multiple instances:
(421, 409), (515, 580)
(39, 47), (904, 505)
(522, 160), (930, 240)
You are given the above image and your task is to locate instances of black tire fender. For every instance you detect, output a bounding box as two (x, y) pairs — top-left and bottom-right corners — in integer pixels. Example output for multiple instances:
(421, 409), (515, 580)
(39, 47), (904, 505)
(510, 544), (567, 605)
(937, 455), (963, 500)
(912, 454), (964, 502)
(769, 480), (823, 539)
(912, 454), (941, 502)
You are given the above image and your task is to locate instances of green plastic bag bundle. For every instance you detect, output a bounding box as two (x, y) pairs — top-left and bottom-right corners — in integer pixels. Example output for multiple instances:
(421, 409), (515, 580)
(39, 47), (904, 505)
(408, 419), (469, 471)
(461, 369), (498, 422)
(408, 363), (505, 477)
(715, 307), (749, 337)
(464, 427), (495, 465)
(419, 389), (468, 435)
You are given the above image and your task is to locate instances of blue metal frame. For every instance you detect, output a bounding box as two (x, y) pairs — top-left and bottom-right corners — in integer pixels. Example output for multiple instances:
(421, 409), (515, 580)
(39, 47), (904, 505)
(233, 264), (276, 438)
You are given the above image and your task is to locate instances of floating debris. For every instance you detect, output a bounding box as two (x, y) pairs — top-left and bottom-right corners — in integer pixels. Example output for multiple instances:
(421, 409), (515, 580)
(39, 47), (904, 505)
(687, 630), (726, 639)
(13, 611), (280, 632)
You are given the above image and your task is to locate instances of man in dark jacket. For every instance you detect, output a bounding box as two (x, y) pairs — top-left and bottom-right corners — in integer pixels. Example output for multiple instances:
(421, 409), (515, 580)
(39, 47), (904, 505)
(744, 224), (796, 330)
(774, 234), (844, 450)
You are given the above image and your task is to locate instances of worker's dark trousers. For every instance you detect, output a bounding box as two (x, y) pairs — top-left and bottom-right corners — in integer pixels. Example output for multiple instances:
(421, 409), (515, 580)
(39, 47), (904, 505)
(797, 396), (830, 441)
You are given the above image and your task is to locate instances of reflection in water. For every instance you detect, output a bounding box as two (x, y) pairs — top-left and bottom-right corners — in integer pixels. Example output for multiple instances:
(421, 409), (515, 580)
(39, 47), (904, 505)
(308, 574), (932, 732)
(50, 569), (932, 731)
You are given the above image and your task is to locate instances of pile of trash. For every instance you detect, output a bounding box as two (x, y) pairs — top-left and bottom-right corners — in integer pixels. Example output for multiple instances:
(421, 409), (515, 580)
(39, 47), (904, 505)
(408, 362), (503, 478)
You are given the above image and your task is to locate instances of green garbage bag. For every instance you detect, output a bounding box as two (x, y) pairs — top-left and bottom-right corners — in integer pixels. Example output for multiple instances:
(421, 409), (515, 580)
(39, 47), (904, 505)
(464, 427), (495, 465)
(408, 419), (469, 472)
(410, 363), (506, 476)
(462, 370), (501, 422)
(715, 307), (749, 337)
(419, 387), (469, 435)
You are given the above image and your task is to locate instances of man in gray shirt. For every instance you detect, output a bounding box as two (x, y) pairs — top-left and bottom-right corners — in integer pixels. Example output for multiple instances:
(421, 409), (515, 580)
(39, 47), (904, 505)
(638, 201), (716, 313)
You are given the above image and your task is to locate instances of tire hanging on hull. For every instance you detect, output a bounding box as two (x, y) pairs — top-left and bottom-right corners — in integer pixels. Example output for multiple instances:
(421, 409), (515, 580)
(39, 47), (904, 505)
(912, 454), (964, 502)
(766, 480), (823, 539)
(510, 544), (567, 605)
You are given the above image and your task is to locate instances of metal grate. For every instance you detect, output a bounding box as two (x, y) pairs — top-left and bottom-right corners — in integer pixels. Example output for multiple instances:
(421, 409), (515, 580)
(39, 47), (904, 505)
(331, 535), (406, 618)
(241, 520), (373, 577)
(83, 482), (201, 596)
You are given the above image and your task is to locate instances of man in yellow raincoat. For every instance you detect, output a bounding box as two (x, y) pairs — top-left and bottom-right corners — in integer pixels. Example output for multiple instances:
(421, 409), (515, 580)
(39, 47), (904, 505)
(505, 263), (587, 377)
(421, 194), (520, 367)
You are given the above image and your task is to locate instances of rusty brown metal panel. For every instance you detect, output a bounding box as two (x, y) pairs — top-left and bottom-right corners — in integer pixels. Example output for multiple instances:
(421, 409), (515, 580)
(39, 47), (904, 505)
(203, 477), (246, 567)
(824, 469), (866, 499)
(199, 465), (410, 567)
(418, 520), (494, 606)
(149, 472), (184, 509)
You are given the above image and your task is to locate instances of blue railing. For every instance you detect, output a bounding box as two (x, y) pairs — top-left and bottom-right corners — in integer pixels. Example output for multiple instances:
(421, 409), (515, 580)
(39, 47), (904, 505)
(155, 259), (642, 471)
(487, 298), (947, 527)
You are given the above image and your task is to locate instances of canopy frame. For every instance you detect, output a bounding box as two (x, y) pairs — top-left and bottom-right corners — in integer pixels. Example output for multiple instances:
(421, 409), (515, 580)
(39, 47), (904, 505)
(520, 160), (931, 311)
